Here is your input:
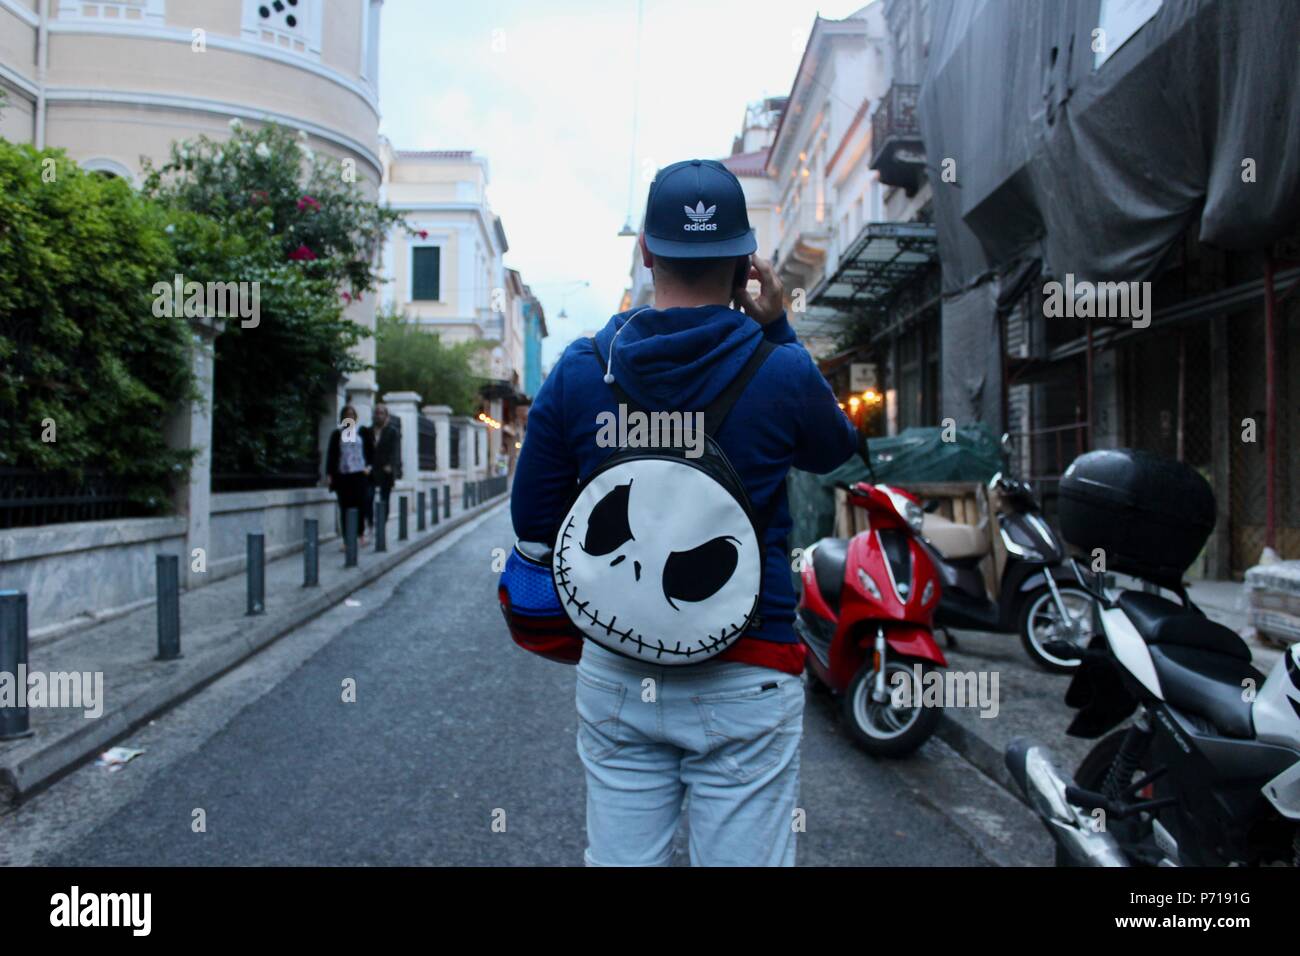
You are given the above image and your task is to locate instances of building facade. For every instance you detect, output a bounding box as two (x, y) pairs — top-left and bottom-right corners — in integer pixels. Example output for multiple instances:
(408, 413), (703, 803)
(378, 143), (537, 476)
(0, 0), (387, 421)
(766, 4), (891, 360)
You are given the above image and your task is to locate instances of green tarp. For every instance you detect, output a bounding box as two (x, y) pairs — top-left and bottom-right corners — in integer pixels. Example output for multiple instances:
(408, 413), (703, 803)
(786, 424), (1003, 553)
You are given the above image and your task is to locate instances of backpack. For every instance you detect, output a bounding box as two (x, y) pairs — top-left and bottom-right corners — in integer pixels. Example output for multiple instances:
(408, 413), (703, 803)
(551, 338), (775, 665)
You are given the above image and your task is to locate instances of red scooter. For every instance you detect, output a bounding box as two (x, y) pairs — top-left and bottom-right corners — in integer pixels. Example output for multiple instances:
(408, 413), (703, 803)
(795, 478), (947, 757)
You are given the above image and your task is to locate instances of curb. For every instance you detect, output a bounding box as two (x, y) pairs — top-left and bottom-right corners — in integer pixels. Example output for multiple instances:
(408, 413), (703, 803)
(0, 495), (509, 804)
(934, 710), (1021, 798)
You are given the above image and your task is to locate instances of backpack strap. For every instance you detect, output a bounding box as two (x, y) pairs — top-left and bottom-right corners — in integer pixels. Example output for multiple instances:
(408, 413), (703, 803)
(702, 339), (776, 436)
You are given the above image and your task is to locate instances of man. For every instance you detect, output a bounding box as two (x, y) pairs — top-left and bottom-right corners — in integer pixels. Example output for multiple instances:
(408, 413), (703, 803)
(364, 403), (403, 530)
(511, 159), (857, 866)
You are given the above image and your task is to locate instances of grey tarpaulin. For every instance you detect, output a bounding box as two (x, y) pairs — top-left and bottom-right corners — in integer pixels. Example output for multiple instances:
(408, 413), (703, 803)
(941, 281), (1001, 424)
(918, 0), (1300, 294)
(786, 424), (1003, 553)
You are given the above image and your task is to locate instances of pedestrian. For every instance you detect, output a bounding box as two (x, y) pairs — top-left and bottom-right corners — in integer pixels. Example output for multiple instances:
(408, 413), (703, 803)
(364, 403), (402, 531)
(509, 159), (858, 866)
(326, 404), (374, 548)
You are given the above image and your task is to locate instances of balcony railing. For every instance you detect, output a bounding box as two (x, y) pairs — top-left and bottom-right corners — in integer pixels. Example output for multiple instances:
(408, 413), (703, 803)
(870, 83), (925, 193)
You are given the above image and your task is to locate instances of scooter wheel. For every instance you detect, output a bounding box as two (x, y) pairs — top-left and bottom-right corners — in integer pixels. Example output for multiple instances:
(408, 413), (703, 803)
(842, 657), (942, 758)
(1019, 585), (1093, 673)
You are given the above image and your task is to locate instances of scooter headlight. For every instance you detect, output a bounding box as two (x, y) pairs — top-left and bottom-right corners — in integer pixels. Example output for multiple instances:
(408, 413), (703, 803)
(1001, 523), (1045, 562)
(856, 568), (883, 601)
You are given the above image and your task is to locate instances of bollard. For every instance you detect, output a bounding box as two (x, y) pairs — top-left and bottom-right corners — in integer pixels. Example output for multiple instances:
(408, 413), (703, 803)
(444, 485), (451, 519)
(375, 498), (388, 552)
(417, 492), (426, 532)
(399, 496), (409, 541)
(303, 518), (319, 587)
(156, 554), (182, 660)
(462, 483), (468, 511)
(246, 533), (266, 615)
(0, 591), (33, 740)
(431, 486), (440, 525)
(344, 508), (359, 567)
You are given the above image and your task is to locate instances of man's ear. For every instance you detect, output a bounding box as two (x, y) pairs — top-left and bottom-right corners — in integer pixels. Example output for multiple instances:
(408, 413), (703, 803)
(639, 231), (654, 270)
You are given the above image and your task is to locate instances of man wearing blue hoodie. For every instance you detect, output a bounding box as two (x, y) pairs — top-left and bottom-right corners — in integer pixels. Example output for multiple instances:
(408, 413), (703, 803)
(511, 159), (858, 866)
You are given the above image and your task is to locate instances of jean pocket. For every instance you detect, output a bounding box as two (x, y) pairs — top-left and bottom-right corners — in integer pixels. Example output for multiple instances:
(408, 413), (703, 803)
(693, 676), (803, 784)
(576, 670), (628, 761)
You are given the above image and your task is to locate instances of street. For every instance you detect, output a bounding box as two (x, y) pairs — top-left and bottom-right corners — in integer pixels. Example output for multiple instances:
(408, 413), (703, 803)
(0, 505), (1037, 867)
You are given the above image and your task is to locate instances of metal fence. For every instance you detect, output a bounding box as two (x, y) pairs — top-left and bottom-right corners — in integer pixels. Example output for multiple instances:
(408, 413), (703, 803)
(1006, 422), (1089, 519)
(0, 467), (148, 529)
(211, 462), (320, 493)
(418, 416), (437, 472)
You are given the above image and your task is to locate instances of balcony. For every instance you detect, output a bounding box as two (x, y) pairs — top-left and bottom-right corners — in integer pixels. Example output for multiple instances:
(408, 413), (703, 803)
(478, 308), (505, 340)
(870, 83), (925, 194)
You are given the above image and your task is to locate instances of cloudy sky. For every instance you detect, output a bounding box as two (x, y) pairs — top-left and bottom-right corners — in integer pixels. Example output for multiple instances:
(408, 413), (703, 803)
(379, 0), (868, 365)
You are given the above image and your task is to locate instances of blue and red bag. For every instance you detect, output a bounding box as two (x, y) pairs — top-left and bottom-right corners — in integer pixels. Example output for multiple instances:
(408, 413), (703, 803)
(498, 542), (582, 664)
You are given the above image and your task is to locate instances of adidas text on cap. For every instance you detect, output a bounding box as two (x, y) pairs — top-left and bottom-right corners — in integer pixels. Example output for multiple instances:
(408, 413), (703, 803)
(643, 159), (758, 259)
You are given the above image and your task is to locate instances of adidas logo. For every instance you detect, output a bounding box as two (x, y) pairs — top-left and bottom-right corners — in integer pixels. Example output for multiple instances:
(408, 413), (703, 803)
(683, 200), (718, 232)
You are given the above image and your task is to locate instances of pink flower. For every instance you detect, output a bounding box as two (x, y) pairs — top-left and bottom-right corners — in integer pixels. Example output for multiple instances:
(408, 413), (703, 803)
(297, 195), (321, 212)
(288, 244), (318, 261)
(418, 230), (428, 240)
(341, 291), (353, 304)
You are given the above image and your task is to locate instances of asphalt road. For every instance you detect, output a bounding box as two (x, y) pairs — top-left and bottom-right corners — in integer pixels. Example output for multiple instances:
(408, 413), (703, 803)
(3, 505), (1035, 867)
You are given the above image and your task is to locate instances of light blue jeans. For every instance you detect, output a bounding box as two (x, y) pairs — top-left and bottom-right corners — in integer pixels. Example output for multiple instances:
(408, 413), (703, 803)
(575, 641), (805, 866)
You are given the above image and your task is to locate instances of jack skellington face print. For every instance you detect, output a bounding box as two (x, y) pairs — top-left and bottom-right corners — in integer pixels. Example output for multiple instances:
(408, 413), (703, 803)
(553, 459), (762, 663)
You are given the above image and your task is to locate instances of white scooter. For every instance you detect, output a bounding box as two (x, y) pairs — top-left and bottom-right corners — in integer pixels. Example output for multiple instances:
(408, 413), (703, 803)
(1005, 448), (1300, 867)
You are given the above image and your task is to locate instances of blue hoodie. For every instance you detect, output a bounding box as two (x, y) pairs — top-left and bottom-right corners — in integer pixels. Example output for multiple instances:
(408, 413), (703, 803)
(511, 305), (858, 651)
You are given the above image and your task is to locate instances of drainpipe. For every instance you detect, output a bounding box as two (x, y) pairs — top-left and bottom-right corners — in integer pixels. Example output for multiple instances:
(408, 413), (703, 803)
(1085, 316), (1094, 450)
(35, 0), (49, 149)
(1263, 257), (1278, 552)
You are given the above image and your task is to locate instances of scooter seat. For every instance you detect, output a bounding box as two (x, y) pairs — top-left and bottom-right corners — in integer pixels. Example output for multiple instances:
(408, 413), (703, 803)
(922, 513), (986, 560)
(1147, 644), (1261, 739)
(1117, 591), (1251, 660)
(810, 538), (849, 615)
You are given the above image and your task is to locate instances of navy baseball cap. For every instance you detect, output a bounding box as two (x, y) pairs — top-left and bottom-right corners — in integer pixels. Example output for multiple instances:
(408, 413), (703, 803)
(642, 159), (757, 259)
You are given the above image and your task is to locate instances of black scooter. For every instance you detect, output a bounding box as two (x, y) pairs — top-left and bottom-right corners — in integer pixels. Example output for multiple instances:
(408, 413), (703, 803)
(916, 442), (1093, 672)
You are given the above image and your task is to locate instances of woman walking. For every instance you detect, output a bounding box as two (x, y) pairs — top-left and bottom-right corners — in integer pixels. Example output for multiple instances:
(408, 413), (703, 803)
(326, 404), (374, 547)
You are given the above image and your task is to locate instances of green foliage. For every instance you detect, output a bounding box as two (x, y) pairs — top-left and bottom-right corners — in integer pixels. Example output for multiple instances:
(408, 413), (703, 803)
(142, 122), (405, 477)
(0, 141), (194, 509)
(375, 310), (490, 416)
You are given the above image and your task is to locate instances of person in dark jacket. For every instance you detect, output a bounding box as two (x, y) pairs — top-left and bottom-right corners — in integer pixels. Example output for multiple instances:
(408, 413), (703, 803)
(510, 159), (858, 866)
(326, 404), (374, 546)
(363, 403), (402, 528)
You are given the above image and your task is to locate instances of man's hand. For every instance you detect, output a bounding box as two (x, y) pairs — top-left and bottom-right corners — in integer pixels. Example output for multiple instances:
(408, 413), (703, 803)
(732, 255), (784, 326)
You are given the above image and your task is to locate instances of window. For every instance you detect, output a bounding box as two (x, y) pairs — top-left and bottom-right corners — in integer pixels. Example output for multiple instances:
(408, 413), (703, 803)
(360, 0), (382, 87)
(242, 0), (322, 58)
(411, 247), (441, 301)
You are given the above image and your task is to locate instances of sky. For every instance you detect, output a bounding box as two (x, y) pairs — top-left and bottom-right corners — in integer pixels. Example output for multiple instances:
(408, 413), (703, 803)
(378, 0), (869, 366)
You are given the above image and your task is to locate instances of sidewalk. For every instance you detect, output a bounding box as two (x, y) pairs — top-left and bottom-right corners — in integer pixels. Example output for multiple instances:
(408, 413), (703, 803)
(935, 578), (1284, 794)
(0, 491), (509, 804)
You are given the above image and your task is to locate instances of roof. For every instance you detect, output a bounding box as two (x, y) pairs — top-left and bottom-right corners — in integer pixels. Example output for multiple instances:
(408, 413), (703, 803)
(396, 150), (475, 160)
(722, 148), (770, 178)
